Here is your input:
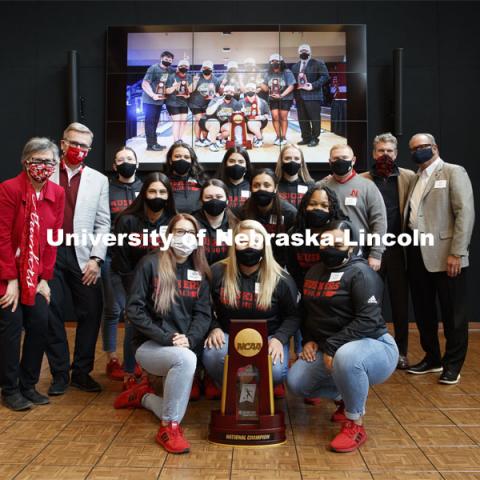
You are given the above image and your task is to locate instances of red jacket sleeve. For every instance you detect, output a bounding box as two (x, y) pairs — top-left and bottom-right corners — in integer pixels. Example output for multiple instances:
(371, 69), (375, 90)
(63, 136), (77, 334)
(0, 182), (20, 281)
(41, 186), (65, 281)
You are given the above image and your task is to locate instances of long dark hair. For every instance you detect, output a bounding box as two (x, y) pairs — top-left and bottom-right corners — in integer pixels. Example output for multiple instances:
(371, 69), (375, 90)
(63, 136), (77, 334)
(199, 178), (238, 228)
(292, 184), (348, 233)
(216, 146), (253, 184)
(164, 141), (207, 183)
(240, 168), (284, 233)
(115, 172), (176, 226)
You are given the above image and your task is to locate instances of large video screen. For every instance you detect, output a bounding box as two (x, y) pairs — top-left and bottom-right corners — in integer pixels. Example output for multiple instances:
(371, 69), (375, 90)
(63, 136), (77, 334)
(106, 25), (367, 172)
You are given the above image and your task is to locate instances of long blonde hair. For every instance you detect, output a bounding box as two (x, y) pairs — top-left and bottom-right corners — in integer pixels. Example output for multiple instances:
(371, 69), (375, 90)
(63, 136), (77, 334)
(220, 220), (284, 310)
(275, 143), (313, 183)
(153, 214), (211, 315)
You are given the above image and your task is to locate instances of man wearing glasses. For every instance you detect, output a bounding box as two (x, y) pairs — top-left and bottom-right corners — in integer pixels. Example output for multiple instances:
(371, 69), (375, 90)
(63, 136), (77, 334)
(404, 133), (475, 384)
(46, 122), (110, 395)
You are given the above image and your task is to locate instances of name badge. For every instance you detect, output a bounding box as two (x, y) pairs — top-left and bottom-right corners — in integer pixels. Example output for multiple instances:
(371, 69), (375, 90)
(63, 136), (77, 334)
(255, 282), (260, 294)
(135, 191), (140, 197)
(241, 190), (251, 198)
(188, 269), (202, 281)
(298, 185), (308, 194)
(345, 197), (357, 206)
(434, 180), (447, 189)
(329, 272), (344, 282)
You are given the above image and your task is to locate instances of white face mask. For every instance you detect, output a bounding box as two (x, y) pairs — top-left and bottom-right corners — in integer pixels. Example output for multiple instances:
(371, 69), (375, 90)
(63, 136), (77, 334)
(171, 233), (198, 257)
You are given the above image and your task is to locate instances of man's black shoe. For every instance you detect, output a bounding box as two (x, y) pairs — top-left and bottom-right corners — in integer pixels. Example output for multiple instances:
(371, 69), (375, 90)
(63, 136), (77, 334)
(71, 373), (102, 393)
(2, 392), (33, 411)
(297, 140), (310, 145)
(146, 144), (166, 152)
(407, 359), (443, 375)
(21, 388), (50, 405)
(439, 370), (461, 385)
(308, 139), (319, 147)
(397, 355), (410, 370)
(48, 378), (69, 396)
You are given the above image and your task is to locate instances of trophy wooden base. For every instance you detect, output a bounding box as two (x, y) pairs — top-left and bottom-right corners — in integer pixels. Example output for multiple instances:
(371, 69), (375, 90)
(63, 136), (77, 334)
(208, 409), (286, 446)
(225, 139), (252, 149)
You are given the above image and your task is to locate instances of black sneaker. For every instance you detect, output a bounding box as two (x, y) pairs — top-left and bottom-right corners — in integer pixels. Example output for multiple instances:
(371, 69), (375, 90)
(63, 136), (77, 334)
(71, 373), (102, 393)
(397, 355), (410, 370)
(146, 144), (166, 152)
(439, 370), (461, 385)
(297, 139), (310, 145)
(308, 139), (319, 147)
(48, 377), (69, 396)
(21, 388), (50, 405)
(2, 392), (33, 411)
(407, 359), (443, 375)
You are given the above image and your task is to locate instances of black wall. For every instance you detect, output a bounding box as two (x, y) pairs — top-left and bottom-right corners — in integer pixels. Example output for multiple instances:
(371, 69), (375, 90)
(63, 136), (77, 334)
(1, 1), (479, 319)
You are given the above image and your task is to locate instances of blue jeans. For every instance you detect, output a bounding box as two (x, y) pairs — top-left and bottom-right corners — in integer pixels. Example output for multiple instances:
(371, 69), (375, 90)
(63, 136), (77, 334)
(101, 256), (135, 373)
(202, 332), (289, 386)
(287, 333), (398, 420)
(135, 340), (197, 423)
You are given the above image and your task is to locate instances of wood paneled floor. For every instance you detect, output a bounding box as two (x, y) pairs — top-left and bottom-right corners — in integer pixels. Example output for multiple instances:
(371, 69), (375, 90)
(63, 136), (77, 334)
(2, 326), (480, 479)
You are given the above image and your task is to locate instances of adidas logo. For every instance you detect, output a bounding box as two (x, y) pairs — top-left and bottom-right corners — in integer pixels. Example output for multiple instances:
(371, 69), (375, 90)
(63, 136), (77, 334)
(367, 295), (377, 304)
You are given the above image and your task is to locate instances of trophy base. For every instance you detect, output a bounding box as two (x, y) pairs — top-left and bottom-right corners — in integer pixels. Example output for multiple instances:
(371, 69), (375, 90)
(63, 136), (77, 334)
(226, 140), (252, 149)
(208, 409), (286, 446)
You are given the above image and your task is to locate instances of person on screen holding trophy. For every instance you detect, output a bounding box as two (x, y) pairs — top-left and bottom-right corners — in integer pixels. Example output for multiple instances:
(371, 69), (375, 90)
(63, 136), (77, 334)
(203, 220), (300, 400)
(240, 82), (270, 148)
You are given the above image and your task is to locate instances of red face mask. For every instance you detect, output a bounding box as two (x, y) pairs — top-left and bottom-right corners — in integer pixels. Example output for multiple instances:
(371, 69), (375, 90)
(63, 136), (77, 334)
(27, 162), (56, 183)
(64, 145), (88, 165)
(375, 154), (395, 177)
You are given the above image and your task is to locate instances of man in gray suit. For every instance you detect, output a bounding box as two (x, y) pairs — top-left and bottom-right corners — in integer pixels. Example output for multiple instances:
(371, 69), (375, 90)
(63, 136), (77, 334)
(47, 123), (110, 395)
(405, 133), (475, 384)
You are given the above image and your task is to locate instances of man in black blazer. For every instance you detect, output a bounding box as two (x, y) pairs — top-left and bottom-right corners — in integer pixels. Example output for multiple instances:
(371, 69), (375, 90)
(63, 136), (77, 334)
(291, 44), (330, 147)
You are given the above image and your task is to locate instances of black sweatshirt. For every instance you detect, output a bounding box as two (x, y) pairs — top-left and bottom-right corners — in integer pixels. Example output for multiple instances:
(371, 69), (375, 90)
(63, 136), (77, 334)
(226, 179), (251, 209)
(210, 262), (300, 345)
(111, 211), (174, 292)
(108, 177), (143, 226)
(302, 256), (387, 357)
(127, 253), (211, 353)
(169, 174), (203, 214)
(278, 178), (314, 209)
(287, 242), (322, 291)
(193, 209), (230, 265)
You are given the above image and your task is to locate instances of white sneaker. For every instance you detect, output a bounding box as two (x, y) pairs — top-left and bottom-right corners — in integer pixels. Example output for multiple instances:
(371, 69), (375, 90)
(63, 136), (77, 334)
(218, 138), (226, 146)
(209, 143), (220, 152)
(202, 139), (212, 147)
(273, 137), (281, 146)
(253, 138), (263, 148)
(194, 139), (205, 147)
(279, 138), (287, 146)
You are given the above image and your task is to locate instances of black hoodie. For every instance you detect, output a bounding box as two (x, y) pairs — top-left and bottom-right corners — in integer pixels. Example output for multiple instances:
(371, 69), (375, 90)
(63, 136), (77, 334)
(302, 256), (387, 357)
(278, 178), (314, 209)
(169, 174), (203, 214)
(108, 177), (143, 225)
(225, 179), (251, 209)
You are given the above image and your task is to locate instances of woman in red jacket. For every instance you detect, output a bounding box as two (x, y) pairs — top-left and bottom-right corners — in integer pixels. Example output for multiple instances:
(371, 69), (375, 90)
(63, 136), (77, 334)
(0, 137), (65, 411)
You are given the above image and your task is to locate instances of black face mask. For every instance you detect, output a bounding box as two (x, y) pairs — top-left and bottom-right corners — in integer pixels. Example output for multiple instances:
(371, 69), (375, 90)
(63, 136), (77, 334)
(161, 60), (172, 67)
(172, 159), (191, 176)
(299, 52), (310, 60)
(411, 147), (433, 164)
(116, 162), (137, 178)
(145, 197), (166, 213)
(178, 67), (188, 74)
(203, 199), (227, 216)
(245, 91), (256, 98)
(282, 161), (301, 176)
(271, 62), (280, 69)
(226, 164), (246, 180)
(321, 247), (349, 269)
(203, 69), (212, 76)
(224, 94), (233, 100)
(306, 209), (331, 228)
(252, 190), (275, 207)
(236, 247), (263, 267)
(330, 159), (352, 176)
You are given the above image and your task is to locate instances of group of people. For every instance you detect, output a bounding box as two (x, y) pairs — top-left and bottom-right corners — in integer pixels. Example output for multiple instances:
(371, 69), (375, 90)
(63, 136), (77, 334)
(0, 122), (475, 456)
(141, 44), (330, 151)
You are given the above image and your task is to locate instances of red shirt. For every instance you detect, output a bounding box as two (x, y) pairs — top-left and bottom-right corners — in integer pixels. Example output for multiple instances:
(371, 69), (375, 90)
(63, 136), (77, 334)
(0, 171), (65, 297)
(59, 165), (82, 235)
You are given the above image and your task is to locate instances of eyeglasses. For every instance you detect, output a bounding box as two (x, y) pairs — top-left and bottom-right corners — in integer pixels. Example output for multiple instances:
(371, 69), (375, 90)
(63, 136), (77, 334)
(410, 144), (432, 153)
(63, 139), (91, 150)
(173, 229), (196, 236)
(28, 157), (57, 167)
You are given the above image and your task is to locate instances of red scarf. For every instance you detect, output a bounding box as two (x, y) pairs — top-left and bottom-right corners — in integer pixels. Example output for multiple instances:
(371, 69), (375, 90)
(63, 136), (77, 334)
(19, 180), (41, 306)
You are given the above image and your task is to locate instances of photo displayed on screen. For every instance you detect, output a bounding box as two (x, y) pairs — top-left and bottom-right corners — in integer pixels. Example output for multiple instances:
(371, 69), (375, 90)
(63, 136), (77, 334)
(125, 30), (348, 165)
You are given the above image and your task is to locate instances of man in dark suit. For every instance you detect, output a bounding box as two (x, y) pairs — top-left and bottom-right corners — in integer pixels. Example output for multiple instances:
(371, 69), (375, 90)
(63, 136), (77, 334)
(291, 44), (330, 147)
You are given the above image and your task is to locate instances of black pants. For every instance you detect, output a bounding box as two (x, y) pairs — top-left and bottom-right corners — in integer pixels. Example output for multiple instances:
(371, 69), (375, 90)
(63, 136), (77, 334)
(295, 97), (321, 141)
(407, 245), (469, 374)
(46, 245), (103, 381)
(378, 246), (410, 355)
(0, 294), (48, 396)
(144, 103), (163, 147)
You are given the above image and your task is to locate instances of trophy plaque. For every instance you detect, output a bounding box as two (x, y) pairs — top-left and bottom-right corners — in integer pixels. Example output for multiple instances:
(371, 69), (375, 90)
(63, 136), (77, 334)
(270, 78), (281, 97)
(207, 82), (216, 100)
(298, 72), (307, 87)
(226, 112), (252, 149)
(155, 81), (166, 100)
(178, 80), (189, 97)
(208, 319), (286, 446)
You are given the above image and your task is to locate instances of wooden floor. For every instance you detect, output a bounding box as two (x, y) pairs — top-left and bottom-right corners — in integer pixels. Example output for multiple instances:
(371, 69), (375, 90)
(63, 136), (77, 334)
(2, 326), (480, 479)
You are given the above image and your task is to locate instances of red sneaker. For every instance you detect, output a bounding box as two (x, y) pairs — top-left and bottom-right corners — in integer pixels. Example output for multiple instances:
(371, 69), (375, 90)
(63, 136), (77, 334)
(123, 375), (138, 391)
(331, 400), (347, 423)
(304, 397), (322, 406)
(106, 358), (125, 381)
(190, 376), (201, 401)
(156, 422), (190, 454)
(330, 421), (367, 452)
(113, 378), (153, 409)
(274, 383), (286, 399)
(204, 375), (221, 400)
(134, 363), (143, 377)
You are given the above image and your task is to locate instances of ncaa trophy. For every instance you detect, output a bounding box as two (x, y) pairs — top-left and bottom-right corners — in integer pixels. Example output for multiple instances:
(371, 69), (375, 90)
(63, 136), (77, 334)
(155, 80), (166, 100)
(270, 78), (281, 97)
(226, 112), (252, 149)
(208, 319), (286, 446)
